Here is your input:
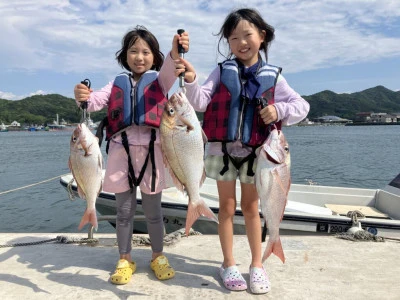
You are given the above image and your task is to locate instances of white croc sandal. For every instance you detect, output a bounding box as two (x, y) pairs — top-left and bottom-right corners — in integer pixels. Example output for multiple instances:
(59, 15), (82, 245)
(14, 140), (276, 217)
(219, 265), (247, 291)
(249, 265), (271, 294)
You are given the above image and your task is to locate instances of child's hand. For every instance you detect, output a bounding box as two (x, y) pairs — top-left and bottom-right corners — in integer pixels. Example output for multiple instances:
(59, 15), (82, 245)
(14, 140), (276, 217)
(171, 31), (189, 60)
(260, 105), (278, 125)
(74, 83), (92, 102)
(174, 57), (196, 84)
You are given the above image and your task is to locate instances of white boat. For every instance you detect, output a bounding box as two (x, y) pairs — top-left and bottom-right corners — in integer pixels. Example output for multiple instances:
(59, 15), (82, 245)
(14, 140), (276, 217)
(0, 123), (8, 132)
(60, 173), (400, 238)
(48, 114), (67, 130)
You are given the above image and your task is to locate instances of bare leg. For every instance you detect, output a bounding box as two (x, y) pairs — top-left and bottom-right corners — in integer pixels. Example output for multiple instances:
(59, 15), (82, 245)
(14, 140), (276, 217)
(240, 182), (263, 268)
(216, 180), (237, 268)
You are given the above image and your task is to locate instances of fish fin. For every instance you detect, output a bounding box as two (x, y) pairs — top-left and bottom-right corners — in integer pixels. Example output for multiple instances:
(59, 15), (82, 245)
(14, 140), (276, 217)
(77, 185), (86, 199)
(78, 208), (98, 231)
(273, 169), (288, 195)
(287, 177), (292, 196)
(255, 145), (262, 156)
(201, 129), (208, 144)
(161, 148), (169, 168)
(262, 237), (285, 263)
(172, 175), (185, 193)
(84, 143), (96, 156)
(164, 160), (186, 193)
(184, 198), (219, 236)
(177, 115), (194, 132)
(97, 153), (103, 172)
(272, 171), (289, 223)
(199, 168), (206, 188)
(97, 171), (103, 195)
(70, 168), (86, 199)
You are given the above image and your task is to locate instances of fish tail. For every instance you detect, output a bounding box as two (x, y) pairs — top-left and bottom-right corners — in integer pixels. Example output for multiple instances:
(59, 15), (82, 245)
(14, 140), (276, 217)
(78, 208), (98, 231)
(262, 237), (285, 263)
(185, 198), (219, 236)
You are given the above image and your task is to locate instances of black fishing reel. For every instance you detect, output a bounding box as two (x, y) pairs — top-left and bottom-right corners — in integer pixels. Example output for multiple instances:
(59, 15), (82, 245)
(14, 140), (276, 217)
(80, 78), (91, 111)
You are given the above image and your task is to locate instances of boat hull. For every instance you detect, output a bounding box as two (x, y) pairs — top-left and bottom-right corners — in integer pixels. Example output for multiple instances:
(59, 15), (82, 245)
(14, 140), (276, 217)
(60, 173), (400, 238)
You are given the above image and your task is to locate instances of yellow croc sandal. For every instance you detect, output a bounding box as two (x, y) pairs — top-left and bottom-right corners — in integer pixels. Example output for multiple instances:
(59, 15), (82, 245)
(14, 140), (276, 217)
(150, 255), (175, 280)
(110, 259), (136, 285)
(129, 261), (137, 274)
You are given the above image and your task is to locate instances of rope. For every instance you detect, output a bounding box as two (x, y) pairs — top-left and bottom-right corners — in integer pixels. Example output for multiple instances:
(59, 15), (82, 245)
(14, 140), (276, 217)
(347, 210), (365, 224)
(0, 174), (69, 196)
(0, 238), (59, 248)
(0, 229), (201, 248)
(336, 230), (385, 242)
(335, 210), (396, 242)
(0, 235), (98, 248)
(67, 178), (76, 201)
(131, 228), (202, 247)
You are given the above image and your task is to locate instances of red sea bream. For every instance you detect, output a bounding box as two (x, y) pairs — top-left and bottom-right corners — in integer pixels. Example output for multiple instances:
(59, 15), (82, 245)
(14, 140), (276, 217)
(68, 123), (103, 230)
(255, 128), (291, 263)
(160, 92), (218, 235)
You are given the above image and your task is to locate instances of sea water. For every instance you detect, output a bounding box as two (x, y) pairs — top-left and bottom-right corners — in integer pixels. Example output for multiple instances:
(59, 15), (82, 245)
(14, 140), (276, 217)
(0, 125), (399, 233)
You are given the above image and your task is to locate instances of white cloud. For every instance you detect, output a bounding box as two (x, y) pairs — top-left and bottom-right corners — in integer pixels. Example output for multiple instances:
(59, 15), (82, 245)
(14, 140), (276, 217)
(0, 91), (18, 100)
(0, 90), (47, 101)
(0, 0), (399, 95)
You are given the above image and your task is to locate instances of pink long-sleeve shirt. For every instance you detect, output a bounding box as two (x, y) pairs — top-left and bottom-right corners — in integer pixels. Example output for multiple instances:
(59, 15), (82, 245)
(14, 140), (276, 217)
(184, 65), (310, 157)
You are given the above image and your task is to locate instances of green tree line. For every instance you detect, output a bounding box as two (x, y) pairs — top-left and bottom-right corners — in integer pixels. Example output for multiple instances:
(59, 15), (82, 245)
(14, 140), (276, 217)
(0, 85), (399, 125)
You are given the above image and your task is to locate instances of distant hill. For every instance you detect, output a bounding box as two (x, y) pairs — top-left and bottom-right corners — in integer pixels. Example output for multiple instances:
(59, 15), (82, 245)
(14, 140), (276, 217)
(303, 85), (400, 120)
(0, 85), (399, 125)
(0, 94), (106, 125)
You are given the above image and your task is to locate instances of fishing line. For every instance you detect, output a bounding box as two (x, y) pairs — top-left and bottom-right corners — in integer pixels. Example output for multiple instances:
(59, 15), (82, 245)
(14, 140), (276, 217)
(0, 174), (69, 196)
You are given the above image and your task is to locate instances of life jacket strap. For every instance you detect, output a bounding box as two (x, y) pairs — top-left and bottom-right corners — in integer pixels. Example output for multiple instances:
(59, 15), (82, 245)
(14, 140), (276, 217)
(121, 131), (134, 192)
(121, 129), (157, 193)
(95, 117), (108, 148)
(149, 129), (156, 192)
(219, 142), (256, 177)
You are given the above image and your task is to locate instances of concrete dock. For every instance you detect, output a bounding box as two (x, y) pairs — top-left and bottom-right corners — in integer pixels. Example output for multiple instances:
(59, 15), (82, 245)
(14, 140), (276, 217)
(0, 232), (399, 299)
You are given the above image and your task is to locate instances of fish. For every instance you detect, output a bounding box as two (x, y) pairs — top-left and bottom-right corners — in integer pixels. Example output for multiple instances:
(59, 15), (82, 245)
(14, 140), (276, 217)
(68, 122), (103, 231)
(160, 92), (218, 235)
(255, 127), (291, 263)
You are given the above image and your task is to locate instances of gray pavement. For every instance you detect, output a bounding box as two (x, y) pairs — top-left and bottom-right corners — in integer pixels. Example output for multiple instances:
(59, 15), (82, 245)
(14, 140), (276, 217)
(0, 232), (399, 299)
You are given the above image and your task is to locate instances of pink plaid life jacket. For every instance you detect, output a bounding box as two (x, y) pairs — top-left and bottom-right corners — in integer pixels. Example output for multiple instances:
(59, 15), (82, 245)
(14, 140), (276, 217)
(202, 59), (282, 147)
(106, 71), (167, 140)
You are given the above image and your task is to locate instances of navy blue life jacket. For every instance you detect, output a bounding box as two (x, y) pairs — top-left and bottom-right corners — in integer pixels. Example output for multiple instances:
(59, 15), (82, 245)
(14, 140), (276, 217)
(202, 59), (282, 147)
(95, 71), (166, 193)
(202, 59), (282, 176)
(106, 71), (167, 140)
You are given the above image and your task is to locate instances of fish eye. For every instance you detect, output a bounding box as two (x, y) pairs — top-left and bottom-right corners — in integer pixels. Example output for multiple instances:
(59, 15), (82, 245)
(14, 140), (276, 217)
(169, 108), (175, 115)
(285, 146), (289, 152)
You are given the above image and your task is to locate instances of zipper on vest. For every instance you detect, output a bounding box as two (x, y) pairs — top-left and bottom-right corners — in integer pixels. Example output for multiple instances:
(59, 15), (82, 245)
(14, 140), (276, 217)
(131, 75), (137, 124)
(237, 98), (246, 140)
(237, 68), (245, 141)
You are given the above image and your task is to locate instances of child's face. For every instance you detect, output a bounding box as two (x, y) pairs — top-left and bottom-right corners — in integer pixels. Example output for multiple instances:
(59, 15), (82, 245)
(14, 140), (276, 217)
(228, 20), (265, 67)
(127, 38), (154, 80)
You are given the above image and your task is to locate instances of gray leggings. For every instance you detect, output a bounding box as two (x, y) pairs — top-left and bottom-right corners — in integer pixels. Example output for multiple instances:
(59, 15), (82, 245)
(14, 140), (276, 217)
(115, 189), (164, 254)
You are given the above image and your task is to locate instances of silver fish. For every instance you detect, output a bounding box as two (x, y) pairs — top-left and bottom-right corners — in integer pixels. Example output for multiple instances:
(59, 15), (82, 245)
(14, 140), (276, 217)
(160, 92), (218, 235)
(255, 128), (291, 263)
(68, 122), (103, 230)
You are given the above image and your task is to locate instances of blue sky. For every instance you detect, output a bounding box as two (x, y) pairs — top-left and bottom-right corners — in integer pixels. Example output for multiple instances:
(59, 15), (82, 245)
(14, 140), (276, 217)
(1, 0), (399, 100)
